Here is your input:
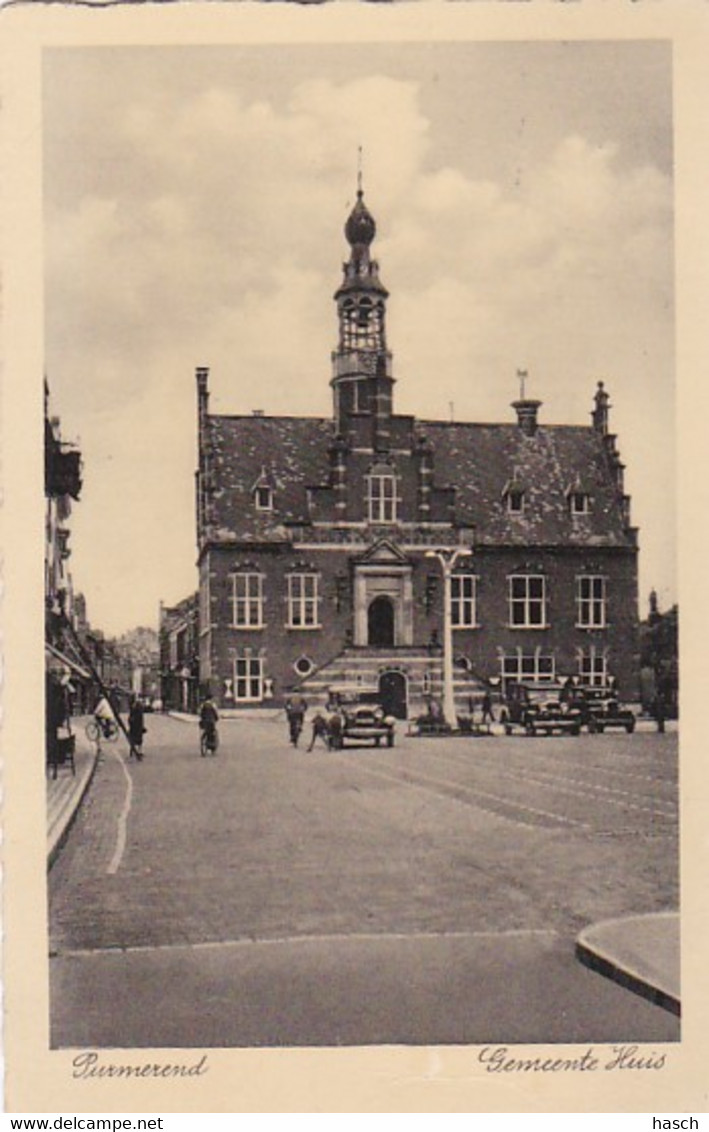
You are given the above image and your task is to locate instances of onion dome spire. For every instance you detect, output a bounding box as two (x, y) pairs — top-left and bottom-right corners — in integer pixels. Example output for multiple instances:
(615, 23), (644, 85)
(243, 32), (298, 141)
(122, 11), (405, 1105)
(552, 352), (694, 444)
(336, 164), (387, 299)
(345, 188), (376, 249)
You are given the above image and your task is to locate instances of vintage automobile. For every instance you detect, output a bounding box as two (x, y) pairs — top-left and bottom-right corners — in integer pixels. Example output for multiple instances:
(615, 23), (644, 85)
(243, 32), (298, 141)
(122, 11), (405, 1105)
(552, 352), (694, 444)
(326, 684), (396, 749)
(500, 682), (583, 736)
(578, 687), (636, 733)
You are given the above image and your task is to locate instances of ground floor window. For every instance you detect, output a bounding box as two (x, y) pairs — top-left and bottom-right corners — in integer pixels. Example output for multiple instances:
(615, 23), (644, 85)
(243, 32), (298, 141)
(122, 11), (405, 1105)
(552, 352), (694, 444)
(578, 648), (608, 686)
(234, 656), (264, 702)
(501, 650), (555, 686)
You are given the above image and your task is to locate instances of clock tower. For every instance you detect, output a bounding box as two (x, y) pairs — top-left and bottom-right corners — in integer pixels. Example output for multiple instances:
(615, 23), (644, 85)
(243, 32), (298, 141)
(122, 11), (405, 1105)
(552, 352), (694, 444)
(331, 184), (395, 451)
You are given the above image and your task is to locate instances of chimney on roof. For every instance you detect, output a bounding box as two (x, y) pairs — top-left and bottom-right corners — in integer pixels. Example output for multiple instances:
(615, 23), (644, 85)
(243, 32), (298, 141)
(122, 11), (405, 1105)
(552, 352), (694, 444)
(252, 409), (264, 417)
(196, 367), (210, 421)
(512, 399), (542, 436)
(511, 368), (541, 435)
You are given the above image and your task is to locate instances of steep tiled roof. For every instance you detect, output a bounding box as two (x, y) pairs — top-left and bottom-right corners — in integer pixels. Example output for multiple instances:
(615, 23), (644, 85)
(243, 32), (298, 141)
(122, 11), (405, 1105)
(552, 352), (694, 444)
(207, 415), (333, 540)
(418, 420), (630, 547)
(204, 413), (633, 549)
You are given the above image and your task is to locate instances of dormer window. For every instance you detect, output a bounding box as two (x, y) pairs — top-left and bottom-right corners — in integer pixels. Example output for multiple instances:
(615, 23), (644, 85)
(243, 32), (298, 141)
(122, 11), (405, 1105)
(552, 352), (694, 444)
(502, 475), (526, 515)
(507, 490), (525, 514)
(252, 467), (275, 512)
(255, 486), (273, 511)
(566, 479), (592, 516)
(569, 492), (590, 516)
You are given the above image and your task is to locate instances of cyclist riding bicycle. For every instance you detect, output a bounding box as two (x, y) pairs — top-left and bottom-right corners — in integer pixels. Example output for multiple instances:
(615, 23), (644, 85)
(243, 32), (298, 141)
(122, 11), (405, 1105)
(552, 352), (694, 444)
(199, 695), (219, 754)
(94, 694), (117, 739)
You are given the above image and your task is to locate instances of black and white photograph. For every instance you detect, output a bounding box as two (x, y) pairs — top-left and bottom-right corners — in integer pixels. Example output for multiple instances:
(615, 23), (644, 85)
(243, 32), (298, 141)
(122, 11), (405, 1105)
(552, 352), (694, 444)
(41, 35), (680, 1052)
(6, 4), (708, 1113)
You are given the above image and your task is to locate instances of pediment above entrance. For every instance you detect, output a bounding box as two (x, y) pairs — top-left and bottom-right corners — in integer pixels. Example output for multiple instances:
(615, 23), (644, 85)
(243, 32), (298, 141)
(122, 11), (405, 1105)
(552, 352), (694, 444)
(356, 537), (410, 565)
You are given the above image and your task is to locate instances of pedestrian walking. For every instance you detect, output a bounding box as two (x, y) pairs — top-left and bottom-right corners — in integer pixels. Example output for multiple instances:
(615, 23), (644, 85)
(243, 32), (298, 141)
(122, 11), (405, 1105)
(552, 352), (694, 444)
(481, 690), (495, 727)
(307, 712), (330, 752)
(198, 694), (220, 754)
(327, 709), (343, 751)
(285, 694), (307, 747)
(128, 694), (146, 761)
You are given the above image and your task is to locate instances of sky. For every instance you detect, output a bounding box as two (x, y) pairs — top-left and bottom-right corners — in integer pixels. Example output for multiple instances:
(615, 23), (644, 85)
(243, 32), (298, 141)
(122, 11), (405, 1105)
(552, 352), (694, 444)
(43, 41), (674, 637)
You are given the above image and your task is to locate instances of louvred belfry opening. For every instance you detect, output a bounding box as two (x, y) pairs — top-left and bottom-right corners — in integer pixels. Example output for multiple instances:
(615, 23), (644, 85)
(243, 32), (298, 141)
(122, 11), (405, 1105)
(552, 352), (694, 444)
(331, 185), (395, 449)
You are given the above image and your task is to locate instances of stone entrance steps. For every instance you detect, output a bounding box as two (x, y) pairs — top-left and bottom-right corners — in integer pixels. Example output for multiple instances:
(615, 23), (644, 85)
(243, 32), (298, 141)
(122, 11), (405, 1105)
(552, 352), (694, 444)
(298, 646), (487, 718)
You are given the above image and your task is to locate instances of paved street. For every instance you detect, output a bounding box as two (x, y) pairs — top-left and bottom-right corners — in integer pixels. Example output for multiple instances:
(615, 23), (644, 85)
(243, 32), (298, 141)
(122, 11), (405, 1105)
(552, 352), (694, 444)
(49, 715), (679, 1047)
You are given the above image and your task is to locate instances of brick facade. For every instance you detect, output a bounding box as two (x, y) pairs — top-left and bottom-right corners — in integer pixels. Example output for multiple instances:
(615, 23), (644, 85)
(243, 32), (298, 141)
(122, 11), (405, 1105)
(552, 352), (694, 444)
(194, 189), (640, 715)
(160, 593), (200, 713)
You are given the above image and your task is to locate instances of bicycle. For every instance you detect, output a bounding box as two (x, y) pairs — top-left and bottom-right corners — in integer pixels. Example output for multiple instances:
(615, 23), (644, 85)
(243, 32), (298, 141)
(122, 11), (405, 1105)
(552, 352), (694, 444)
(85, 717), (119, 743)
(200, 723), (219, 756)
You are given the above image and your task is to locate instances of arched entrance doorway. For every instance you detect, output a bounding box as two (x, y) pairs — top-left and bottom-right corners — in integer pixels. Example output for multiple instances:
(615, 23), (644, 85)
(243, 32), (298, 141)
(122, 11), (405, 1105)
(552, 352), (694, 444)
(368, 595), (394, 647)
(379, 670), (408, 719)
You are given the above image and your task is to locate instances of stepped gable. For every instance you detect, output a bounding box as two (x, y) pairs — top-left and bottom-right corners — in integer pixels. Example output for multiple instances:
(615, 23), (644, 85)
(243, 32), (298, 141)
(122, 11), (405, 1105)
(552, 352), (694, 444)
(208, 414), (333, 540)
(417, 419), (632, 547)
(207, 411), (631, 547)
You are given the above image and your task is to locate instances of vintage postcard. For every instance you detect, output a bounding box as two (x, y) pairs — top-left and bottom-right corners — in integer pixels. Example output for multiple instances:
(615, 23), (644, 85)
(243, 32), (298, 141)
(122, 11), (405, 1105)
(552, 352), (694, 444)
(2, 0), (708, 1114)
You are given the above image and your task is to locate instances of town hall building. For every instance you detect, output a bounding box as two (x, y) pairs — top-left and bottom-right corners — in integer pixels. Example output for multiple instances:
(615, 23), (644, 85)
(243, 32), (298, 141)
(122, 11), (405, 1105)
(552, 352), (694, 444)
(194, 186), (639, 717)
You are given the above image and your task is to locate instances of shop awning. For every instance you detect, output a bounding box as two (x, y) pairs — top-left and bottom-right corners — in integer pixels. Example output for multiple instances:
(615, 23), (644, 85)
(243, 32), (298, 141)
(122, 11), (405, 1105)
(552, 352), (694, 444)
(45, 641), (91, 681)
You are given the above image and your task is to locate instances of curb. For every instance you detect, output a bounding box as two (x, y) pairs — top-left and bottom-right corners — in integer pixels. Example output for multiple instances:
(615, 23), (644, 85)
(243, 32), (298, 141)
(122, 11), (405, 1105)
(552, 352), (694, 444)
(47, 744), (99, 870)
(576, 914), (680, 1017)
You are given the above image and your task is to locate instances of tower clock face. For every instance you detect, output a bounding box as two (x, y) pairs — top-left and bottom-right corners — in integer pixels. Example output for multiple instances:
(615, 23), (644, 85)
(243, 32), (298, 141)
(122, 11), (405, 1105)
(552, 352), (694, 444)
(360, 352), (377, 374)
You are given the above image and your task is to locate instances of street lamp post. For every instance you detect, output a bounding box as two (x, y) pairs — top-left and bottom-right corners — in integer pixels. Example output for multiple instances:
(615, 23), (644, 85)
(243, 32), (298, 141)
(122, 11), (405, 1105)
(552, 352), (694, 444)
(425, 546), (473, 728)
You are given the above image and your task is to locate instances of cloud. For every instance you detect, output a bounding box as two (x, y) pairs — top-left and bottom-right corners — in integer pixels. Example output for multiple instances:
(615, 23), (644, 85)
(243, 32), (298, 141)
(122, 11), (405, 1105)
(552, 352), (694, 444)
(45, 72), (673, 632)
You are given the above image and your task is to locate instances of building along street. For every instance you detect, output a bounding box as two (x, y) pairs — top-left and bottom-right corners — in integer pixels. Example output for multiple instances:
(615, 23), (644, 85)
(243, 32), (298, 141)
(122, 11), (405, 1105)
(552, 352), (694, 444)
(49, 714), (679, 1048)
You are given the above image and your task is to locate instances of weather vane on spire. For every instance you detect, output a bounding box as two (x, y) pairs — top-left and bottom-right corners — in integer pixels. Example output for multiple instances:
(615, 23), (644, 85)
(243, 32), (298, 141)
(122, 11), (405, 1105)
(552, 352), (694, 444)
(517, 368), (528, 399)
(357, 145), (363, 196)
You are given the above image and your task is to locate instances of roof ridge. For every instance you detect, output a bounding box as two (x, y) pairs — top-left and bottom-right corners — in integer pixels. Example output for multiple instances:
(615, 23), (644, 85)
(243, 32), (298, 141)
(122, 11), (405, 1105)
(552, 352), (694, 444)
(419, 419), (593, 432)
(211, 413), (330, 422)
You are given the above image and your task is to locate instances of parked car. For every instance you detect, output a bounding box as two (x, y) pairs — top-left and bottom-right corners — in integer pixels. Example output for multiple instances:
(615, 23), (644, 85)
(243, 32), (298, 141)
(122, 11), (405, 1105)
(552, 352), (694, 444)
(578, 688), (636, 733)
(500, 682), (583, 736)
(327, 685), (396, 748)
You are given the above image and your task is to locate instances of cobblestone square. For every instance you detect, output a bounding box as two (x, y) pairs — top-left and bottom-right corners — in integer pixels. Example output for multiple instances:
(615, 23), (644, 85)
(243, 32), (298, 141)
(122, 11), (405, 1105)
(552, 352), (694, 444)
(49, 715), (679, 1046)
